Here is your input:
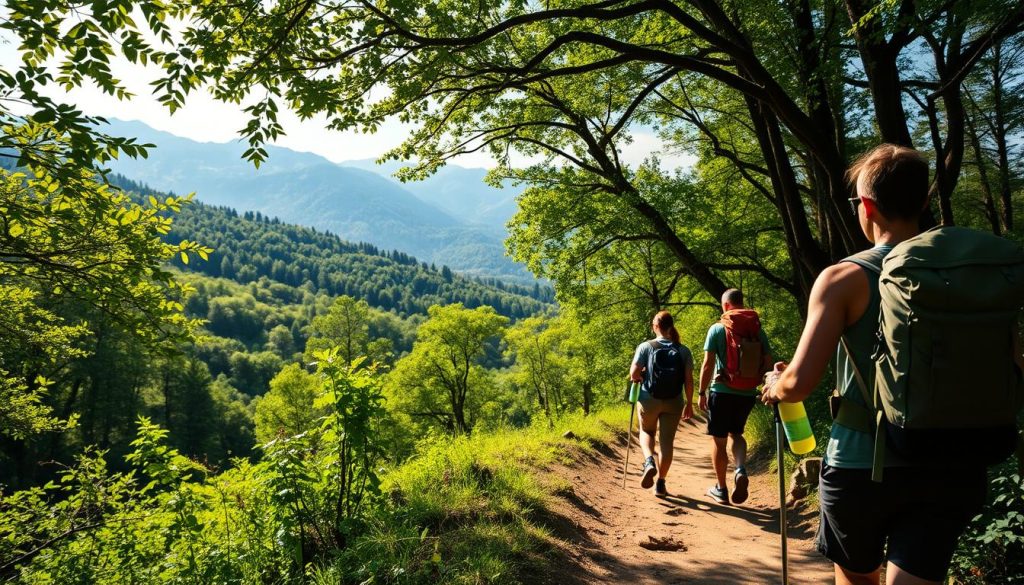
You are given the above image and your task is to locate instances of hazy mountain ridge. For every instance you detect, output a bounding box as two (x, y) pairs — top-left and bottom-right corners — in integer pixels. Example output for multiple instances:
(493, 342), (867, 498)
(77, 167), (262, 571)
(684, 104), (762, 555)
(342, 158), (522, 228)
(101, 119), (532, 281)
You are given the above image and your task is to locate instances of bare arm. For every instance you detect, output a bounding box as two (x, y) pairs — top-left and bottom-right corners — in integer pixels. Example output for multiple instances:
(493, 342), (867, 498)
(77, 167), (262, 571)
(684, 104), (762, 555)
(685, 365), (694, 403)
(699, 350), (715, 394)
(764, 263), (869, 403)
(682, 364), (695, 420)
(629, 362), (643, 383)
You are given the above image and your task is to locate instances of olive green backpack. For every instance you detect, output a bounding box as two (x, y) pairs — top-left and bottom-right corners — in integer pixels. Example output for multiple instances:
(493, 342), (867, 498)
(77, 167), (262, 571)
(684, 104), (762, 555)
(841, 226), (1024, 481)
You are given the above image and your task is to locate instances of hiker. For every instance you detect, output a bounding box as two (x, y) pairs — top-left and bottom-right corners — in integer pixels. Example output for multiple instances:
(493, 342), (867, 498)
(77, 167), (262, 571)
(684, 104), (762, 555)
(698, 288), (773, 505)
(761, 144), (1017, 585)
(628, 310), (695, 497)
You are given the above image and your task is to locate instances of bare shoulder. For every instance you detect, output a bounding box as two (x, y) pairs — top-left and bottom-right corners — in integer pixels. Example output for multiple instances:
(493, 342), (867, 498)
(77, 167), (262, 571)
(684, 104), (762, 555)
(811, 262), (869, 302)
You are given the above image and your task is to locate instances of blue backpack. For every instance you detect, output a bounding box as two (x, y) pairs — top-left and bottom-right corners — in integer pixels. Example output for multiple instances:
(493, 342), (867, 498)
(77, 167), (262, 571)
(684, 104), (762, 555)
(645, 340), (686, 399)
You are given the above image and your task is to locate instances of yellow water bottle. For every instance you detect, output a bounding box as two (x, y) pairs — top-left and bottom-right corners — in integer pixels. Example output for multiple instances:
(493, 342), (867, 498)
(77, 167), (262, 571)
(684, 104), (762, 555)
(778, 401), (816, 455)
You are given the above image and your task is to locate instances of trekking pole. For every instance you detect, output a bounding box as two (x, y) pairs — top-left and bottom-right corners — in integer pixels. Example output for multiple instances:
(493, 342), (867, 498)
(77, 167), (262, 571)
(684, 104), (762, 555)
(774, 403), (789, 585)
(622, 381), (640, 488)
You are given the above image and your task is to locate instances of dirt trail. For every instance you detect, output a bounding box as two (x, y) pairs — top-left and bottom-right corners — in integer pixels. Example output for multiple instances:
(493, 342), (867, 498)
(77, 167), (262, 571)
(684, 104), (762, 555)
(551, 414), (834, 584)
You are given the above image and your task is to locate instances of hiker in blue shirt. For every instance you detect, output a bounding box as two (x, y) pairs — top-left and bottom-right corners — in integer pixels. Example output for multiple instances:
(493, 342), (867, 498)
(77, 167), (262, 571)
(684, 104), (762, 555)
(761, 145), (988, 585)
(628, 311), (695, 497)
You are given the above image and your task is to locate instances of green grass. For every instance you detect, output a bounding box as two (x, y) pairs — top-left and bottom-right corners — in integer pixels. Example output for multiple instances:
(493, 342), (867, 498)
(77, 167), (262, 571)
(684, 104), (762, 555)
(318, 408), (628, 584)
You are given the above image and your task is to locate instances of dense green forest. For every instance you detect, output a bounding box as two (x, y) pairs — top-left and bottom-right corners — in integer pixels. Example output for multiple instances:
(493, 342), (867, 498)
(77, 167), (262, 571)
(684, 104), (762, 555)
(2, 0), (1023, 583)
(0, 172), (561, 484)
(117, 175), (555, 318)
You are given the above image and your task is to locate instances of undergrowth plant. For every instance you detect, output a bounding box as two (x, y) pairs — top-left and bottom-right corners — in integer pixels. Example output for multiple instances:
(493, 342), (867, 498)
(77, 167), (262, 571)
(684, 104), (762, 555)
(0, 367), (625, 584)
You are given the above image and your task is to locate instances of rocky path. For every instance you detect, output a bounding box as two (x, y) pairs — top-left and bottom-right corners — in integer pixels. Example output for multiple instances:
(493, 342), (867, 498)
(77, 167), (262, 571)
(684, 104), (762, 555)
(551, 414), (834, 584)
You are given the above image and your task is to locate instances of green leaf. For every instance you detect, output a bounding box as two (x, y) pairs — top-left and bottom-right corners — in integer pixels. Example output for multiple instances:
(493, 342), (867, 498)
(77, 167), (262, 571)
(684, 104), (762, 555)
(32, 108), (56, 123)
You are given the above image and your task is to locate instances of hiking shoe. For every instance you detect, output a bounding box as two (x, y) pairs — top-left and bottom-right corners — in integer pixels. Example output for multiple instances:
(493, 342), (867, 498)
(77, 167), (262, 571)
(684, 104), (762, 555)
(654, 478), (668, 498)
(707, 484), (730, 505)
(640, 456), (657, 489)
(733, 468), (749, 505)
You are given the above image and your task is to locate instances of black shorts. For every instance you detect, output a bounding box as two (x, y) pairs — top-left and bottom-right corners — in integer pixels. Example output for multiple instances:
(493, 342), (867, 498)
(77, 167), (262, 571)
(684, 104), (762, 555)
(817, 464), (987, 580)
(705, 391), (756, 438)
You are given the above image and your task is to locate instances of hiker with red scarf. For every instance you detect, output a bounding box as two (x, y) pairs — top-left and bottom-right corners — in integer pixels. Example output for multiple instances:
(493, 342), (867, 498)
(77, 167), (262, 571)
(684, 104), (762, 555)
(698, 288), (773, 505)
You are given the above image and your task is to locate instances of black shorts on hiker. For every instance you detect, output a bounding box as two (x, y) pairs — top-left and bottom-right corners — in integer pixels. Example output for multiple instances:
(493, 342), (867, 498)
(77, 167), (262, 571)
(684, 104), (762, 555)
(816, 464), (987, 580)
(705, 391), (756, 438)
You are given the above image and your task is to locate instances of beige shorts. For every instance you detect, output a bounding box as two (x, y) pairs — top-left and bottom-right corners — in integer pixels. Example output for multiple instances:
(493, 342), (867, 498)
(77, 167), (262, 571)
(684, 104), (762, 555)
(637, 393), (684, 449)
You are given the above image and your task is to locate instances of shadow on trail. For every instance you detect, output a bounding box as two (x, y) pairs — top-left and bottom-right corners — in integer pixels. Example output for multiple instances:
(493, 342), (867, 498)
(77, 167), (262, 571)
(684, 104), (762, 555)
(559, 488), (604, 519)
(547, 417), (830, 584)
(558, 553), (804, 585)
(652, 494), (817, 543)
(657, 495), (774, 521)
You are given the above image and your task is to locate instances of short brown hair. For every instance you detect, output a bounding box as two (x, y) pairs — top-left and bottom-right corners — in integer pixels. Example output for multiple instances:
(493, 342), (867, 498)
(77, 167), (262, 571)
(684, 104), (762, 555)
(847, 144), (929, 221)
(722, 288), (744, 307)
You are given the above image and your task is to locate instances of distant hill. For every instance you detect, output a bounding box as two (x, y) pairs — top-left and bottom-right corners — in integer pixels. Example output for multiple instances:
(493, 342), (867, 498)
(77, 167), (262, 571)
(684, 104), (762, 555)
(101, 119), (531, 281)
(110, 175), (554, 320)
(342, 159), (522, 228)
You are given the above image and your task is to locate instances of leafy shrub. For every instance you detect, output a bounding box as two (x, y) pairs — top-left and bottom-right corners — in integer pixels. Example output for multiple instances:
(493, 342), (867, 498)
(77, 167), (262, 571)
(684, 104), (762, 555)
(951, 466), (1024, 584)
(0, 348), (386, 584)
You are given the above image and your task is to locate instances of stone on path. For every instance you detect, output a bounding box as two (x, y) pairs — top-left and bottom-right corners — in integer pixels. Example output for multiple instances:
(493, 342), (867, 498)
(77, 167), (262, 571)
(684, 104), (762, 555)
(788, 457), (823, 505)
(637, 535), (687, 551)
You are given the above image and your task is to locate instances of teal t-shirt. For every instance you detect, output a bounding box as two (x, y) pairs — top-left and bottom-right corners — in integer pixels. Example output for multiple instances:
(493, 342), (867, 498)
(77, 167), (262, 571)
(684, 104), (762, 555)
(825, 342), (878, 468)
(702, 322), (772, 396)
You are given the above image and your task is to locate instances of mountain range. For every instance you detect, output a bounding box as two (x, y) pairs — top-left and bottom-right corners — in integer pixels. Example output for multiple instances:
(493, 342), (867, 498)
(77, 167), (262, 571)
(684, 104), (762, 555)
(102, 119), (530, 281)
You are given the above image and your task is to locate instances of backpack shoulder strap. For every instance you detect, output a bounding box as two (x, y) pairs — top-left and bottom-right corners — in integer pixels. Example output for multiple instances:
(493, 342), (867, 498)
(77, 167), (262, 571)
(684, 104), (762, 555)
(839, 335), (887, 483)
(839, 335), (873, 408)
(648, 339), (661, 351)
(842, 248), (886, 274)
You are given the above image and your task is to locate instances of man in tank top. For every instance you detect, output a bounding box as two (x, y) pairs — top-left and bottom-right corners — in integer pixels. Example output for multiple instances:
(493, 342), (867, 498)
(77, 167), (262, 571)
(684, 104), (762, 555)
(760, 145), (988, 585)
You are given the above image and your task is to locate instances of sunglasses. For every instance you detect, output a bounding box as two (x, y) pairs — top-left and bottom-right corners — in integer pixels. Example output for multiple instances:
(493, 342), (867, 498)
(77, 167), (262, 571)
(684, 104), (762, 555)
(848, 196), (861, 216)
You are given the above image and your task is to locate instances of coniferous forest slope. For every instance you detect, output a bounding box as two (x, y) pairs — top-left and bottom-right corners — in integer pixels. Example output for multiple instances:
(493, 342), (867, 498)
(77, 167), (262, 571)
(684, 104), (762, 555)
(123, 175), (554, 320)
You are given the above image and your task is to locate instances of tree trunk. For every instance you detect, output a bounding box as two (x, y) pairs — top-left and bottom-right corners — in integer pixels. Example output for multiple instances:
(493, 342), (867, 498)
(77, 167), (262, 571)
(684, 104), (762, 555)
(991, 42), (1015, 232)
(966, 113), (1002, 235)
(744, 96), (827, 308)
(844, 0), (914, 146)
(626, 191), (729, 300)
(582, 381), (592, 415)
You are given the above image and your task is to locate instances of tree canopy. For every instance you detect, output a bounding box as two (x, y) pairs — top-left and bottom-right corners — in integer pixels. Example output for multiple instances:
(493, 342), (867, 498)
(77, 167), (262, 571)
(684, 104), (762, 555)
(387, 303), (509, 433)
(4, 0), (1020, 312)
